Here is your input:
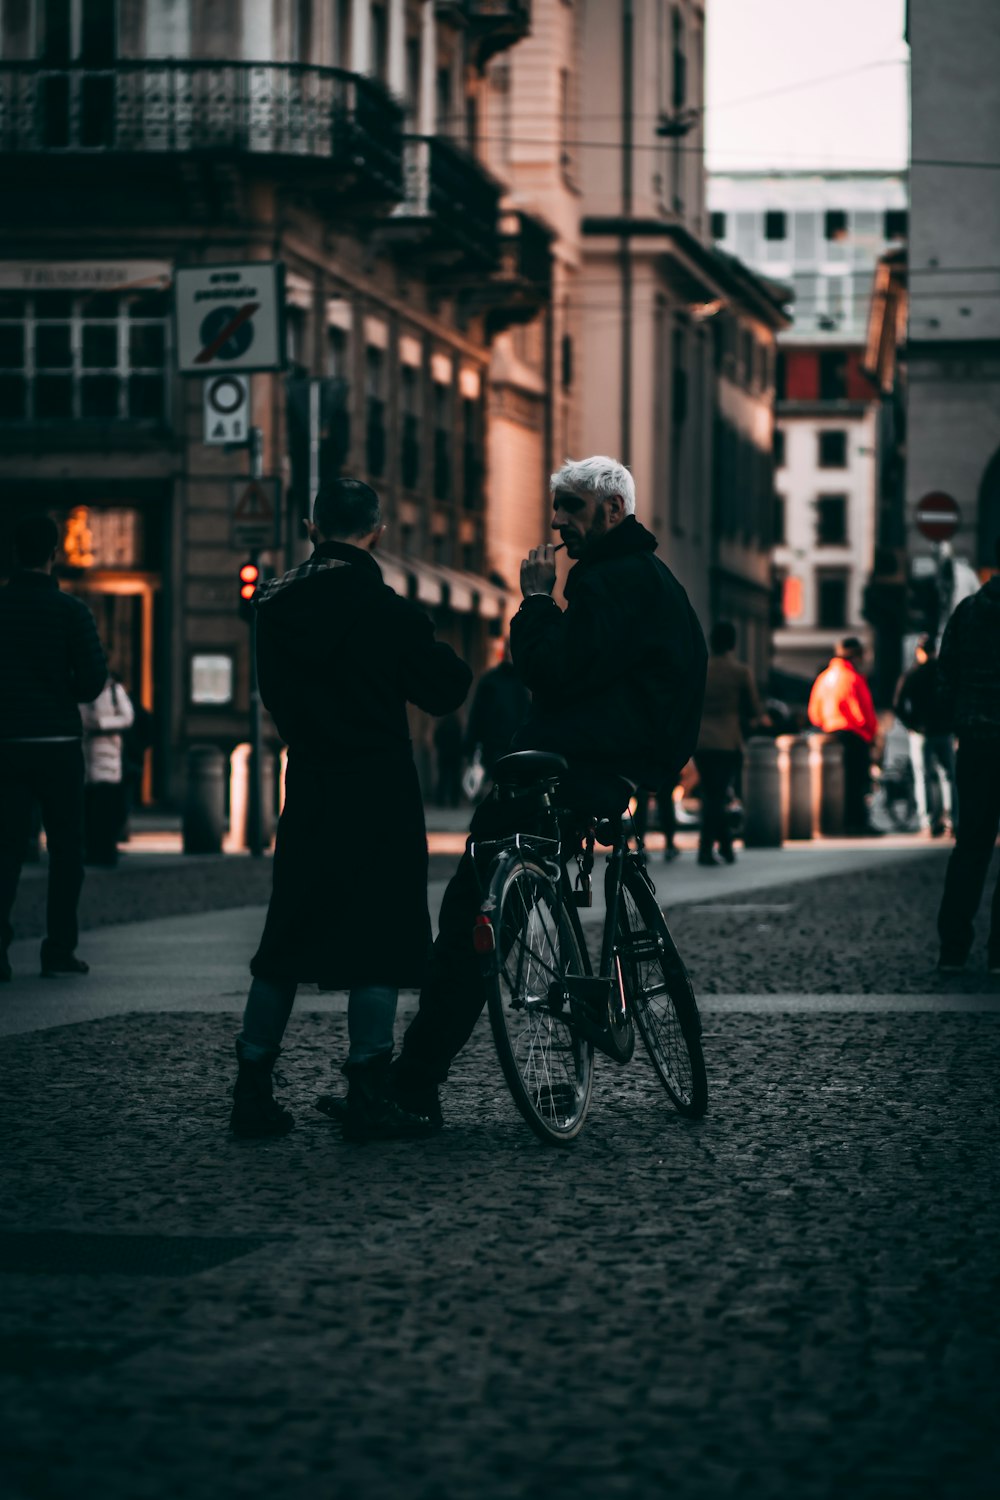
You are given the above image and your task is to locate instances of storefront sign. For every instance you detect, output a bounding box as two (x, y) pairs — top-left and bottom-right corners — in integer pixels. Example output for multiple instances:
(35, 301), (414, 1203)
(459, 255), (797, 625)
(0, 260), (171, 292)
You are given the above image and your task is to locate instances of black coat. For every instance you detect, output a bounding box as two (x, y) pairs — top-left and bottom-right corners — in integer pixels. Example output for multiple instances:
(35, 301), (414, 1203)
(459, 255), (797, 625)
(509, 517), (707, 789)
(463, 660), (532, 773)
(250, 541), (472, 988)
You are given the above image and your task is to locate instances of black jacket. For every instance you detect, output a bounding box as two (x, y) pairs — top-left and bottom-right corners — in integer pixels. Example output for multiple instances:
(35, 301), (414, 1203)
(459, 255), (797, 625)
(0, 570), (107, 740)
(250, 541), (472, 988)
(936, 576), (1000, 741)
(255, 542), (472, 760)
(464, 660), (532, 774)
(893, 660), (951, 736)
(509, 517), (707, 788)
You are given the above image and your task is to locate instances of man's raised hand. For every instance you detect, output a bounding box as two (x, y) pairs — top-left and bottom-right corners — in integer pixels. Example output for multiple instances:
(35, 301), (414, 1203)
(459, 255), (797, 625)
(520, 544), (557, 599)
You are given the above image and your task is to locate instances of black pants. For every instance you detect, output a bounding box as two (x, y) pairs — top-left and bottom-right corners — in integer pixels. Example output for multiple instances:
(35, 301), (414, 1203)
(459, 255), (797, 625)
(695, 750), (740, 855)
(632, 784), (677, 845)
(84, 782), (125, 866)
(937, 739), (1000, 958)
(835, 731), (872, 832)
(0, 741), (85, 953)
(401, 771), (628, 1085)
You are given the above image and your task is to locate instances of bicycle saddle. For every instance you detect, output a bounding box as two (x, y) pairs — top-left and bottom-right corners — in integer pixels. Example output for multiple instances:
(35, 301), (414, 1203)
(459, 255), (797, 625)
(492, 750), (569, 787)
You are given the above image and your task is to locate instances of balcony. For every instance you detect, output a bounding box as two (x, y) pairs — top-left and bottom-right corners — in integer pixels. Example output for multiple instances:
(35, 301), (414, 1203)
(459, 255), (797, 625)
(467, 208), (553, 333)
(387, 135), (502, 270)
(438, 2), (532, 68)
(0, 61), (404, 202)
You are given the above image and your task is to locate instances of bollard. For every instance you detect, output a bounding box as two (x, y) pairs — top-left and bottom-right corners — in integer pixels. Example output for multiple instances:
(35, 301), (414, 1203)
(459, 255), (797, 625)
(786, 735), (813, 841)
(183, 744), (226, 854)
(811, 734), (845, 837)
(742, 736), (783, 848)
(228, 743), (275, 852)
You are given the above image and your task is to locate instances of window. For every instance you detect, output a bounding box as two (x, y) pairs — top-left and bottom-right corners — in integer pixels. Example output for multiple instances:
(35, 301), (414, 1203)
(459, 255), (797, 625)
(816, 495), (848, 546)
(335, 0), (352, 68)
(818, 430), (847, 468)
(884, 209), (908, 241)
(0, 289), (168, 425)
(773, 428), (785, 468)
(764, 211), (787, 241)
(710, 211), (726, 240)
(824, 210), (848, 241)
(292, 0), (314, 62)
(817, 570), (849, 629)
(672, 7), (687, 108)
(436, 66), (452, 133)
(773, 495), (786, 545)
(370, 3), (388, 84)
(432, 378), (452, 501)
(561, 333), (573, 391)
(462, 397), (482, 511)
(365, 347), (386, 478)
(405, 37), (421, 122)
(818, 350), (847, 401)
(559, 67), (574, 182)
(400, 364), (420, 490)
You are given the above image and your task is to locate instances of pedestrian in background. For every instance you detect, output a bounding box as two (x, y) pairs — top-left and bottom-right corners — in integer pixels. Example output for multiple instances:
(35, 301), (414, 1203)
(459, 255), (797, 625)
(0, 515), (107, 982)
(695, 621), (765, 866)
(230, 477), (471, 1141)
(808, 637), (881, 837)
(935, 542), (1000, 974)
(463, 638), (531, 781)
(81, 674), (135, 867)
(893, 634), (958, 836)
(632, 780), (681, 861)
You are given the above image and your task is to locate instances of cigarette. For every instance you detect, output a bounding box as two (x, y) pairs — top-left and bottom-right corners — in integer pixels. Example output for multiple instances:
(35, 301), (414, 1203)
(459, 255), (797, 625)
(552, 543), (566, 552)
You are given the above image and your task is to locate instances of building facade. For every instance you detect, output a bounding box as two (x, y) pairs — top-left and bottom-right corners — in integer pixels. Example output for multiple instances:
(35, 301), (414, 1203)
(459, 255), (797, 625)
(0, 0), (547, 800)
(709, 171), (907, 691)
(907, 0), (1000, 574)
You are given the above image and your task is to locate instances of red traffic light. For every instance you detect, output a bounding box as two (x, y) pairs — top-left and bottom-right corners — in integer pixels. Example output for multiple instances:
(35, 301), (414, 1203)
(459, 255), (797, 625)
(239, 562), (260, 584)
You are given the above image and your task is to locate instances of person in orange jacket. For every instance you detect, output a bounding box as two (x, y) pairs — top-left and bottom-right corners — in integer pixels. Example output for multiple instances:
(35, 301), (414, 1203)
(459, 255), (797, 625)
(808, 636), (882, 836)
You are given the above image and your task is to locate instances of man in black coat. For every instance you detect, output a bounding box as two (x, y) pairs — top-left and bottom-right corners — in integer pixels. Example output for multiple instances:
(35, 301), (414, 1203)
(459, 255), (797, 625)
(229, 477), (472, 1140)
(392, 454), (707, 1127)
(463, 638), (531, 779)
(0, 515), (108, 982)
(893, 634), (958, 836)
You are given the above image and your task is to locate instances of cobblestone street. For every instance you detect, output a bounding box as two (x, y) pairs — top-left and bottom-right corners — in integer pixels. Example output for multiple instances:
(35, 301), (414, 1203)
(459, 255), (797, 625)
(1, 845), (998, 1499)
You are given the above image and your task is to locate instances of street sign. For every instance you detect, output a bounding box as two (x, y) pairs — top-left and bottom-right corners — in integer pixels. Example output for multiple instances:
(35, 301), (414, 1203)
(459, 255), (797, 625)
(915, 491), (961, 542)
(203, 374), (250, 445)
(175, 262), (285, 374)
(230, 478), (281, 551)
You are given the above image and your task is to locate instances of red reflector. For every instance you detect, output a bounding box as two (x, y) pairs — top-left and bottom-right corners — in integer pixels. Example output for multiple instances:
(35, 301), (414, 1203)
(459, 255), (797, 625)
(472, 915), (495, 954)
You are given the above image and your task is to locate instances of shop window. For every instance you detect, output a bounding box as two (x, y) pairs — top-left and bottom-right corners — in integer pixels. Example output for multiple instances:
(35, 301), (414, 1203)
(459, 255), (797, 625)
(818, 430), (847, 468)
(817, 570), (849, 628)
(0, 289), (168, 425)
(764, 211), (787, 241)
(816, 495), (848, 546)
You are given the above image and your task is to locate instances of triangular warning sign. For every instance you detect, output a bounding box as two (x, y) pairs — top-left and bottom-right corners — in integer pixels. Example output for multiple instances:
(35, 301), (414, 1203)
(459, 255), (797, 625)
(234, 481), (272, 520)
(212, 421), (227, 439)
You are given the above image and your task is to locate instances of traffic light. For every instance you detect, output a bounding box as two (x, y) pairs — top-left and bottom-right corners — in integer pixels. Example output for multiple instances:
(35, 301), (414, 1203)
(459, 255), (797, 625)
(238, 559), (260, 621)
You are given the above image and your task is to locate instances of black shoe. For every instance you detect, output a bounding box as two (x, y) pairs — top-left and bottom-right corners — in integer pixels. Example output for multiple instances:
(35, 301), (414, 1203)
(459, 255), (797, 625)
(718, 845), (736, 865)
(930, 822), (946, 838)
(937, 948), (968, 974)
(343, 1053), (438, 1143)
(229, 1045), (294, 1138)
(389, 1057), (444, 1131)
(697, 852), (720, 867)
(40, 942), (89, 977)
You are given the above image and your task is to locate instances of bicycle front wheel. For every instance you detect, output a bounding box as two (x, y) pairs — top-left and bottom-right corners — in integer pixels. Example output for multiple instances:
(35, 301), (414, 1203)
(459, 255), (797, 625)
(617, 864), (708, 1118)
(486, 855), (594, 1144)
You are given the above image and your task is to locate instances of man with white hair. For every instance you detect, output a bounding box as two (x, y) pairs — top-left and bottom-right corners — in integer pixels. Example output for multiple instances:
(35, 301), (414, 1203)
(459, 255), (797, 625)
(391, 454), (707, 1128)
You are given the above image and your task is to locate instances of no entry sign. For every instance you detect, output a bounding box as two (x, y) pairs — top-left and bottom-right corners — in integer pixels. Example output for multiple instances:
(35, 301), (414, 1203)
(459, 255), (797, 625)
(175, 263), (285, 374)
(915, 492), (961, 543)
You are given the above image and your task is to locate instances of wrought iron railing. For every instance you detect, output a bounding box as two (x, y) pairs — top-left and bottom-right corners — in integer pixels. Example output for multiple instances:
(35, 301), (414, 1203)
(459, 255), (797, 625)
(0, 61), (403, 193)
(395, 134), (501, 265)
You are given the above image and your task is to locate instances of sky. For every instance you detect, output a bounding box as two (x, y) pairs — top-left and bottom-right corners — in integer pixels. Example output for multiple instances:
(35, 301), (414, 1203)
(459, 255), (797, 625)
(705, 0), (909, 172)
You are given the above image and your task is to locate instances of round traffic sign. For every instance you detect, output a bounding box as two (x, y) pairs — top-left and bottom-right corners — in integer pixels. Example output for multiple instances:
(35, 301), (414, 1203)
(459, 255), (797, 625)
(207, 375), (247, 415)
(915, 491), (960, 542)
(198, 305), (255, 362)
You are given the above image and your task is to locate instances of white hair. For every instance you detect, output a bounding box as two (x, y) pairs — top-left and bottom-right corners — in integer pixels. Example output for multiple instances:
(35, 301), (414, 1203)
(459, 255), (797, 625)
(549, 455), (636, 516)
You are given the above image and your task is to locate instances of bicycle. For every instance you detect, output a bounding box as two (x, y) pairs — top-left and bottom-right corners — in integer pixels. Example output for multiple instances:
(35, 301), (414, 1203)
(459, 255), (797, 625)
(470, 750), (708, 1145)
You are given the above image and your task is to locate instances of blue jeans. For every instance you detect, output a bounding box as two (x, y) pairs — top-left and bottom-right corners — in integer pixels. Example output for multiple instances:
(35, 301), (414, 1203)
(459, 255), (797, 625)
(238, 978), (399, 1066)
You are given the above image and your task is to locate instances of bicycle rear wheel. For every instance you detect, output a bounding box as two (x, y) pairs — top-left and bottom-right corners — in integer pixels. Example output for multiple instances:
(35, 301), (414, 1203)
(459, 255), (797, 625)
(616, 864), (708, 1118)
(486, 854), (594, 1144)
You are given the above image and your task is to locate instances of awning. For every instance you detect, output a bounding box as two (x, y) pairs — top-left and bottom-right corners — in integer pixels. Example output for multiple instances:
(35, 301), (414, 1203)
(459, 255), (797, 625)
(378, 550), (509, 620)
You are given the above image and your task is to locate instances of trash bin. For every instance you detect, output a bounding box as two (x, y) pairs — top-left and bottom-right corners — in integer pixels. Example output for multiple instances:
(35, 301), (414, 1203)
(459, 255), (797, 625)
(784, 735), (813, 841)
(183, 744), (225, 855)
(742, 736), (783, 848)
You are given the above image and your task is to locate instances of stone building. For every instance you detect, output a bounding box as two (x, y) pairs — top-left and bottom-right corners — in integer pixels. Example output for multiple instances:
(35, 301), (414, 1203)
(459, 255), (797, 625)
(0, 0), (548, 800)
